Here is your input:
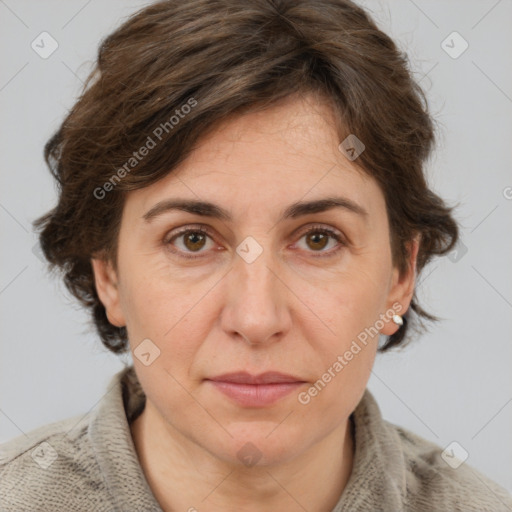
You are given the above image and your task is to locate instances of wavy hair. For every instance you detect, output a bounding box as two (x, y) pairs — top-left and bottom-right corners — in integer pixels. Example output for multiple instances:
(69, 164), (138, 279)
(34, 0), (459, 353)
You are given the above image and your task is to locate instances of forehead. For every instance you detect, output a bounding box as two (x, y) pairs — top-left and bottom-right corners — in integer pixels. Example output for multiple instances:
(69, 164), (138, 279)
(125, 93), (385, 222)
(178, 93), (352, 177)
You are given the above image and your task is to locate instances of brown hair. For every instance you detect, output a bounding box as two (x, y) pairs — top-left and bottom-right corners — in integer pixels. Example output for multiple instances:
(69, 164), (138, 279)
(34, 0), (459, 354)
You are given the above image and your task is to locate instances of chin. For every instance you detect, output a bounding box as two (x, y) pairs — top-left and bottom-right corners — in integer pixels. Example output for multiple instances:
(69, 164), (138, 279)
(208, 424), (306, 468)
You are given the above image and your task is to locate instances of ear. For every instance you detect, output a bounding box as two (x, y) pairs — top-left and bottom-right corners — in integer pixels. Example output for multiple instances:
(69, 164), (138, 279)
(90, 256), (126, 328)
(379, 234), (420, 336)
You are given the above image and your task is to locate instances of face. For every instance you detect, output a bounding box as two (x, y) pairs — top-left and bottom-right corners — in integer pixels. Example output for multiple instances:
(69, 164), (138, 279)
(93, 93), (417, 467)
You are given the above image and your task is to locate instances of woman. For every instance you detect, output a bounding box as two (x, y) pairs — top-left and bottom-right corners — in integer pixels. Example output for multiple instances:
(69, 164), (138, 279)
(1, 0), (511, 510)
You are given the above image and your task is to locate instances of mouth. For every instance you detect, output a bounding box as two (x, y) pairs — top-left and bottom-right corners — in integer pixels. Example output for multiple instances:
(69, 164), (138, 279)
(205, 371), (307, 407)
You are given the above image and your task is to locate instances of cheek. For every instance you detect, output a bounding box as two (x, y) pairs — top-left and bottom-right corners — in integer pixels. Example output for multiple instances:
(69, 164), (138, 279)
(118, 255), (221, 368)
(118, 250), (178, 328)
(294, 268), (385, 419)
(297, 256), (392, 346)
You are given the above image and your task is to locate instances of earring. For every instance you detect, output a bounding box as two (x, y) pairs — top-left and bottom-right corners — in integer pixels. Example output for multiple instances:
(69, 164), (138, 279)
(392, 314), (403, 326)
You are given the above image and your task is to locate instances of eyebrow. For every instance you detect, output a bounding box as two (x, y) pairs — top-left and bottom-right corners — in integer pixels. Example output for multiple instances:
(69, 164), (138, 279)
(142, 196), (369, 223)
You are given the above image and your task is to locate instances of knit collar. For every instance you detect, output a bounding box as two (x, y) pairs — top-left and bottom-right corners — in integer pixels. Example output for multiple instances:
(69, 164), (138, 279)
(88, 365), (162, 511)
(332, 386), (407, 511)
(89, 365), (407, 511)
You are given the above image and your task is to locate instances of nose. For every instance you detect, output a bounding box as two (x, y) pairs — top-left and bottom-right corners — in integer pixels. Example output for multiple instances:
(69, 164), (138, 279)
(219, 243), (292, 346)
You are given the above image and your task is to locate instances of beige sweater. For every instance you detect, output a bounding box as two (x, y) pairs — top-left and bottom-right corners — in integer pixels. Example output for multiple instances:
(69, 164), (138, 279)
(1, 365), (511, 511)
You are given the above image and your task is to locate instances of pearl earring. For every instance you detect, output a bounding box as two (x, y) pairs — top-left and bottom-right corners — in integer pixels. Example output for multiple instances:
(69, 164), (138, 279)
(392, 314), (403, 326)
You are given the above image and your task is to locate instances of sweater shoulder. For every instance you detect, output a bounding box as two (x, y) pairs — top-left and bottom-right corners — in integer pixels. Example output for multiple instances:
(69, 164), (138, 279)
(0, 413), (84, 465)
(0, 414), (114, 512)
(386, 421), (512, 512)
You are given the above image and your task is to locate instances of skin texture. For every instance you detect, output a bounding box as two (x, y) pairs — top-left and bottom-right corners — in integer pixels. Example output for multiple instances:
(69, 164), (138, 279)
(92, 92), (419, 512)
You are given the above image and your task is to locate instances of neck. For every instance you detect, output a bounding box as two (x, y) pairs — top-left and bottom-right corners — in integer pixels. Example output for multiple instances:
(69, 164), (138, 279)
(130, 399), (355, 512)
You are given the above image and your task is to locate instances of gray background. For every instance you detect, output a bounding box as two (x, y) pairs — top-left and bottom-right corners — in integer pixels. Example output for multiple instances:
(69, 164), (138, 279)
(1, 0), (511, 493)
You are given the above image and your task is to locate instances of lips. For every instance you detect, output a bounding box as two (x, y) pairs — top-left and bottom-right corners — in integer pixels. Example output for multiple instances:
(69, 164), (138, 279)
(207, 371), (305, 385)
(205, 371), (306, 407)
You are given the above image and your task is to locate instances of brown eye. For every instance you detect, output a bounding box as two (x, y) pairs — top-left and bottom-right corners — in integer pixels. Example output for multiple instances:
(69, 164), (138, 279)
(295, 226), (345, 257)
(165, 227), (215, 259)
(305, 231), (330, 251)
(183, 231), (207, 252)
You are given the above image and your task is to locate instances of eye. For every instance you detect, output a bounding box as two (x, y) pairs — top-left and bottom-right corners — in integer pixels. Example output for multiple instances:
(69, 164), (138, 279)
(164, 226), (216, 259)
(294, 225), (346, 257)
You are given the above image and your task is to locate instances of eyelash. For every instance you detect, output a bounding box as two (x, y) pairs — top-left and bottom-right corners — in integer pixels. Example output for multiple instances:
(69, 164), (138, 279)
(163, 224), (346, 260)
